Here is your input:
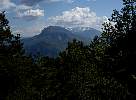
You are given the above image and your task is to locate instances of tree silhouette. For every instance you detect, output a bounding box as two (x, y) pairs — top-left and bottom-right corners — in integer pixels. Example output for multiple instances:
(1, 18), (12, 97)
(0, 11), (23, 99)
(101, 0), (136, 98)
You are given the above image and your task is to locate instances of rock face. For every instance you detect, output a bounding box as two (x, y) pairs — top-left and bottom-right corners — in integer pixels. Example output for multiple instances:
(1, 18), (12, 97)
(22, 26), (101, 57)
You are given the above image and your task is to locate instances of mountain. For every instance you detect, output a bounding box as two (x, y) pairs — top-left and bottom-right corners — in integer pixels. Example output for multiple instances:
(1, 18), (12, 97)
(22, 26), (101, 57)
(67, 27), (101, 45)
(67, 27), (101, 39)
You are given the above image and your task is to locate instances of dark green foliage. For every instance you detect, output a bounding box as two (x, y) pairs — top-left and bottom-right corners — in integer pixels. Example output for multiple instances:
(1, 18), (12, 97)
(100, 0), (136, 98)
(0, 11), (24, 99)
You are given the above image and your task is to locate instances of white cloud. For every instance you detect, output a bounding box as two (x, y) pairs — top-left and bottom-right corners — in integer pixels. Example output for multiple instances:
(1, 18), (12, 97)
(0, 0), (31, 12)
(18, 9), (44, 17)
(0, 0), (44, 20)
(0, 0), (45, 36)
(16, 5), (32, 11)
(48, 7), (108, 30)
(0, 0), (16, 10)
(16, 9), (44, 20)
(0, 0), (74, 10)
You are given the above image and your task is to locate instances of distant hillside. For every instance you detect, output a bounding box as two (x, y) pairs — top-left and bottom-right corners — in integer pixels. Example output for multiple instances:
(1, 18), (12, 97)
(67, 27), (101, 39)
(22, 26), (101, 57)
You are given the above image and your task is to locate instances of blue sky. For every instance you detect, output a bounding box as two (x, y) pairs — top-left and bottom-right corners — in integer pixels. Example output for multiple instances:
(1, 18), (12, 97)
(0, 0), (123, 37)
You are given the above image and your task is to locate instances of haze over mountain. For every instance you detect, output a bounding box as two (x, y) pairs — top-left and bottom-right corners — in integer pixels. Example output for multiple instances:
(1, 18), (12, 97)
(67, 27), (101, 39)
(22, 26), (101, 57)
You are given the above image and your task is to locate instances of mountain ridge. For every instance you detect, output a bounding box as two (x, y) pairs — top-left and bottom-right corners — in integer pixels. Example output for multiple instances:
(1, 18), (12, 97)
(22, 26), (101, 57)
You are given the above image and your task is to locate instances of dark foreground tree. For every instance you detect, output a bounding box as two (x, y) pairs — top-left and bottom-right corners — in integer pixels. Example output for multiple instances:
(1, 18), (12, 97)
(58, 39), (127, 100)
(101, 0), (136, 99)
(0, 11), (24, 99)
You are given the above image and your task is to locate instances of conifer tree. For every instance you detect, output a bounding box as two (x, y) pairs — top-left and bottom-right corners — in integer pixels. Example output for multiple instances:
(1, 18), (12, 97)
(0, 11), (23, 99)
(101, 0), (136, 98)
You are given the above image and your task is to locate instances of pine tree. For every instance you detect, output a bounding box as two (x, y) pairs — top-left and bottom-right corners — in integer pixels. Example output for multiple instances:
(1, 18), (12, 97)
(101, 0), (136, 98)
(0, 11), (23, 99)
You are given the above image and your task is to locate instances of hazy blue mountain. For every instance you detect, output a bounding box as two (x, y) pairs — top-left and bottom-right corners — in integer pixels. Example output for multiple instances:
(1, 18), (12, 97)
(22, 26), (101, 57)
(67, 27), (101, 39)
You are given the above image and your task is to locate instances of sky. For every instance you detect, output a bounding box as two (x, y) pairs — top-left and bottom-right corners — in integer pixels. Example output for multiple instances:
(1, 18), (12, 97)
(0, 0), (123, 37)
